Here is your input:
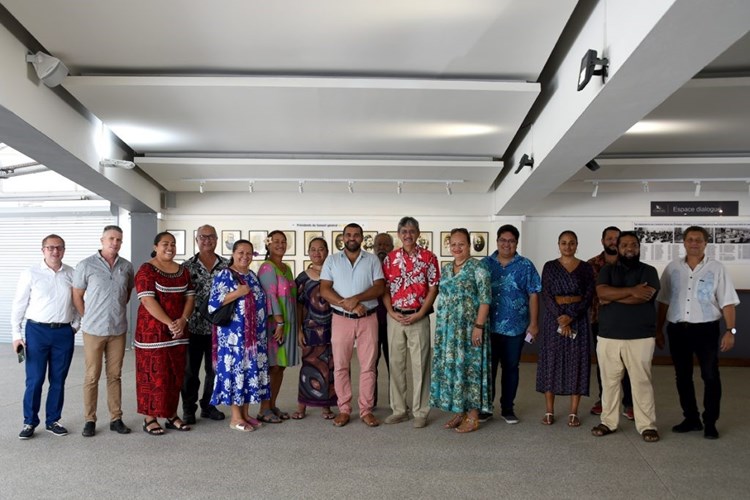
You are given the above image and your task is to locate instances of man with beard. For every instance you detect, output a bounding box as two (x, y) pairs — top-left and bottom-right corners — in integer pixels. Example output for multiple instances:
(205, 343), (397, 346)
(592, 231), (661, 442)
(181, 225), (227, 424)
(373, 232), (394, 407)
(656, 225), (739, 439)
(382, 217), (439, 428)
(587, 226), (633, 419)
(321, 223), (385, 427)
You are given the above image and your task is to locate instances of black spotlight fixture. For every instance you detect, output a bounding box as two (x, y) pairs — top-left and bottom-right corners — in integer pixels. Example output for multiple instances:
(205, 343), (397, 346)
(577, 49), (609, 91)
(514, 154), (534, 174)
(585, 160), (601, 171)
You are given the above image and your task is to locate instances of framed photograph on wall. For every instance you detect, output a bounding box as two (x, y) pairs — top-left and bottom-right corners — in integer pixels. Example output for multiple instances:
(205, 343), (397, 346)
(303, 260), (312, 271)
(303, 230), (324, 255)
(387, 231), (403, 250)
(417, 231), (433, 252)
(332, 231), (344, 252)
(440, 260), (452, 269)
(440, 231), (452, 257)
(282, 260), (296, 276)
(362, 231), (377, 253)
(221, 230), (241, 256)
(283, 230), (297, 256)
(247, 231), (268, 258)
(192, 230), (198, 255)
(167, 229), (186, 256)
(470, 231), (489, 257)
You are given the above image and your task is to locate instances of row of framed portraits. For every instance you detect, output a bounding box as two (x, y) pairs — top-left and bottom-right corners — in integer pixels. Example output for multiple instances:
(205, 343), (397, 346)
(166, 229), (491, 258)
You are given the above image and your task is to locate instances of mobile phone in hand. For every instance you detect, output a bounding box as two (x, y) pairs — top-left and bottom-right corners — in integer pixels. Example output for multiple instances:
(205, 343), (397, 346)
(16, 344), (25, 363)
(524, 332), (534, 344)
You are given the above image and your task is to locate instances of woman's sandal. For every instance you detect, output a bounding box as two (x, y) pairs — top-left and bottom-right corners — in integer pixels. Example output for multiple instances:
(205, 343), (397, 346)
(542, 413), (555, 425)
(443, 413), (465, 429)
(164, 416), (191, 431)
(321, 408), (335, 420)
(291, 410), (307, 420)
(257, 409), (282, 424)
(142, 418), (164, 436)
(455, 416), (479, 434)
(230, 421), (254, 432)
(272, 407), (290, 420)
(591, 423), (616, 437)
(568, 413), (581, 427)
(245, 416), (263, 428)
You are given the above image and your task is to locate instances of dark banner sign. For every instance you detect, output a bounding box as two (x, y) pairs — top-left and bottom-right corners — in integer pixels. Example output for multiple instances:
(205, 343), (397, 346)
(651, 201), (738, 217)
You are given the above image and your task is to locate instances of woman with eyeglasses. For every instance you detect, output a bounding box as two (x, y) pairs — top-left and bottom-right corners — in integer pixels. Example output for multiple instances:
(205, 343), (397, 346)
(257, 230), (299, 423)
(536, 230), (593, 427)
(134, 232), (194, 435)
(430, 228), (492, 433)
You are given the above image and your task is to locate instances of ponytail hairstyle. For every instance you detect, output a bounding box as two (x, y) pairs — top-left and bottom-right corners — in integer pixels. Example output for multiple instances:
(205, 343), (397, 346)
(150, 231), (175, 258)
(264, 230), (287, 260)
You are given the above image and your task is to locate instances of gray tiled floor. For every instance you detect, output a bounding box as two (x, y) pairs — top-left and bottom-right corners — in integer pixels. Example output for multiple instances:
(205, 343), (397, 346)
(1, 347), (748, 499)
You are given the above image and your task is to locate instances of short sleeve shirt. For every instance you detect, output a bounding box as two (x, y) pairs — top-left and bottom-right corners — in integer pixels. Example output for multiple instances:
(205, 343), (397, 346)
(321, 250), (384, 311)
(382, 246), (440, 310)
(481, 252), (542, 336)
(597, 261), (660, 340)
(184, 253), (228, 335)
(73, 252), (134, 336)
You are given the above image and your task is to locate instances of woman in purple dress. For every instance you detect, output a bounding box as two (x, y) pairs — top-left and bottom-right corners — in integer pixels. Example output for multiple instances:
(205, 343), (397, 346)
(536, 230), (594, 427)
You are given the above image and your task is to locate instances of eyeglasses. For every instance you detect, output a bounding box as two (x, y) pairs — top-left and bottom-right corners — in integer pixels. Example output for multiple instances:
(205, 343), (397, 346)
(198, 235), (217, 240)
(43, 245), (65, 251)
(498, 238), (517, 245)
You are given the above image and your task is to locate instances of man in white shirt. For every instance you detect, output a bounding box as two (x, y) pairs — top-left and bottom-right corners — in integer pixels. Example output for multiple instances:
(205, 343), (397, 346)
(656, 225), (740, 439)
(11, 234), (78, 439)
(73, 225), (134, 437)
(321, 223), (385, 428)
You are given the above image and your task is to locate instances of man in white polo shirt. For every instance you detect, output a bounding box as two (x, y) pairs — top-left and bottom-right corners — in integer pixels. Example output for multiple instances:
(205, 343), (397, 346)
(656, 225), (740, 440)
(11, 234), (78, 439)
(73, 225), (135, 437)
(320, 223), (385, 428)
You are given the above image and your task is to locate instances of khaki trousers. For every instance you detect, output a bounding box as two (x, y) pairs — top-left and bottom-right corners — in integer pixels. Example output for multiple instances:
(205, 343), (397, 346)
(83, 332), (126, 422)
(596, 337), (657, 434)
(387, 315), (432, 419)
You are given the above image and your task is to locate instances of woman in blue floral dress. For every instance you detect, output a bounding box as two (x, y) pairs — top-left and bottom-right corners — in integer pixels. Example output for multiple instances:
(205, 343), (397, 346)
(430, 228), (493, 433)
(209, 240), (270, 432)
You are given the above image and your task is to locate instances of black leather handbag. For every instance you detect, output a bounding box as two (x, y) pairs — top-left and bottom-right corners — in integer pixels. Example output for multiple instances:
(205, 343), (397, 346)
(197, 270), (243, 326)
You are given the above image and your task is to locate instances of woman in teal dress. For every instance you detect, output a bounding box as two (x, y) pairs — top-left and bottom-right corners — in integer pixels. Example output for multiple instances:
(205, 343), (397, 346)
(257, 230), (298, 423)
(430, 228), (493, 433)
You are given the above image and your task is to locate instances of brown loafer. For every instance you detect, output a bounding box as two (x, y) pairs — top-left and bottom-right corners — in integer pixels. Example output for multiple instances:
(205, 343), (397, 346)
(362, 413), (380, 427)
(333, 413), (350, 427)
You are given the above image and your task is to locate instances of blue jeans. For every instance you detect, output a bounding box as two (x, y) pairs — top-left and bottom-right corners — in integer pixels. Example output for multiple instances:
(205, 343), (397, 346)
(490, 333), (525, 414)
(23, 322), (75, 427)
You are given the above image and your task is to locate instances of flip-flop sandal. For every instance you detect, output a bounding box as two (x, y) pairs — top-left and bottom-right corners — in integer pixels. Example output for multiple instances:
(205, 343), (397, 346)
(542, 413), (555, 425)
(230, 421), (254, 432)
(245, 416), (263, 428)
(321, 409), (335, 420)
(272, 407), (290, 420)
(568, 414), (581, 427)
(291, 410), (306, 420)
(591, 423), (616, 437)
(257, 409), (282, 424)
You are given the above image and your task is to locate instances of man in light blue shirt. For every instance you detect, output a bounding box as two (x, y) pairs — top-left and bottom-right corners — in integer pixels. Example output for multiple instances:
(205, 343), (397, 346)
(481, 224), (541, 424)
(321, 223), (385, 428)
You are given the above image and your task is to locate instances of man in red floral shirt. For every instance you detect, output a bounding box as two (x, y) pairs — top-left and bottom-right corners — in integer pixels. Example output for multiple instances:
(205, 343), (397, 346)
(382, 217), (440, 428)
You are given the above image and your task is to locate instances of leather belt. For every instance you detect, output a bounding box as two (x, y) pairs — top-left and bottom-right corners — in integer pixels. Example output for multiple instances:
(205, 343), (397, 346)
(393, 308), (419, 315)
(332, 308), (377, 319)
(554, 295), (582, 305)
(28, 319), (71, 329)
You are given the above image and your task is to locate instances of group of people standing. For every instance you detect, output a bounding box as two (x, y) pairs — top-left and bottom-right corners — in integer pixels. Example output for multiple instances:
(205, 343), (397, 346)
(11, 221), (739, 443)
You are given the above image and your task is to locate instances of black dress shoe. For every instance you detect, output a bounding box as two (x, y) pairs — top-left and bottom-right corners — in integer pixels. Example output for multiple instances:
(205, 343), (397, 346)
(82, 421), (96, 437)
(704, 423), (719, 440)
(200, 406), (225, 420)
(109, 419), (131, 434)
(671, 419), (703, 433)
(183, 413), (196, 425)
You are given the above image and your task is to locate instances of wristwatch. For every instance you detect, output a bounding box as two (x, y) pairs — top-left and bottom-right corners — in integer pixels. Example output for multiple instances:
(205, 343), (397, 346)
(726, 328), (737, 335)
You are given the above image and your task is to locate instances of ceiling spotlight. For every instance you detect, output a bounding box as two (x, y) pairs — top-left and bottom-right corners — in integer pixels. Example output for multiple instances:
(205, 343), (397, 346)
(199, 181), (205, 194)
(445, 182), (452, 195)
(694, 181), (701, 197)
(577, 49), (609, 91)
(514, 154), (534, 174)
(347, 181), (354, 194)
(298, 181), (304, 194)
(591, 182), (599, 198)
(248, 181), (254, 193)
(25, 51), (69, 88)
(585, 160), (601, 172)
(397, 181), (403, 195)
(642, 181), (649, 193)
(99, 158), (136, 170)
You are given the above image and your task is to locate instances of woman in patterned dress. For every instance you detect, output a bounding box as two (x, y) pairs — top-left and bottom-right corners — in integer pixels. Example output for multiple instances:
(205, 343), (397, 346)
(257, 230), (299, 423)
(292, 237), (336, 419)
(430, 228), (493, 433)
(135, 232), (195, 435)
(209, 240), (270, 432)
(536, 230), (594, 427)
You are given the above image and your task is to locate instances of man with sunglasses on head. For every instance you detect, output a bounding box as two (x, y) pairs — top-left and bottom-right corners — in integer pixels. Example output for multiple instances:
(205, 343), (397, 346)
(181, 225), (228, 424)
(12, 234), (78, 439)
